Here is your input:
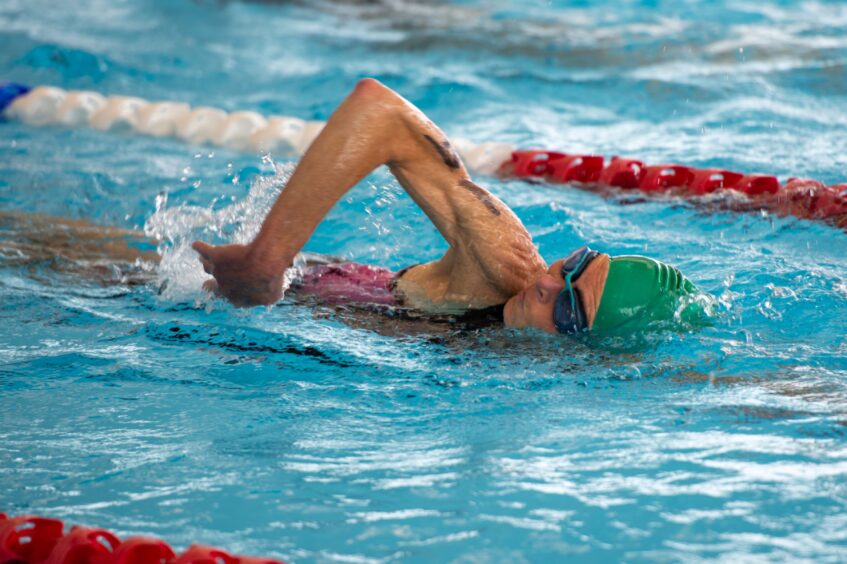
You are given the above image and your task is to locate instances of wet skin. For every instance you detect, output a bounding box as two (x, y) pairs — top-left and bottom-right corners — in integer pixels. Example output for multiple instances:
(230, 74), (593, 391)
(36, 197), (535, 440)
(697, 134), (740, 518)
(193, 78), (545, 310)
(192, 78), (610, 326)
(423, 134), (461, 169)
(0, 207), (609, 336)
(503, 253), (610, 334)
(459, 179), (501, 216)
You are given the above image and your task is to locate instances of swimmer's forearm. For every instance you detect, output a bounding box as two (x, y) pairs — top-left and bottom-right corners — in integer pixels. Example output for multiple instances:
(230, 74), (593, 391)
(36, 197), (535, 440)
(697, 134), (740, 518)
(248, 78), (461, 272)
(248, 83), (393, 268)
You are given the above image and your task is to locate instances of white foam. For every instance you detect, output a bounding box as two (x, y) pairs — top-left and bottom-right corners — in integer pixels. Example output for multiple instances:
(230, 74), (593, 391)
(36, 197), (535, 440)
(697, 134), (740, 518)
(145, 161), (295, 303)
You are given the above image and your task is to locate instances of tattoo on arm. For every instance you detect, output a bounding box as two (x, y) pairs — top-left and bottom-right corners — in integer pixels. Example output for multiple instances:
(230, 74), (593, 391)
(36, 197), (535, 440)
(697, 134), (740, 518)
(459, 179), (501, 216)
(423, 134), (461, 169)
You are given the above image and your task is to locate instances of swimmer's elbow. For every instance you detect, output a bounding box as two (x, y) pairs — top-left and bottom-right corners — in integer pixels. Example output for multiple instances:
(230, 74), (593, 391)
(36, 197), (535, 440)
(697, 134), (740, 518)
(344, 78), (408, 128)
(353, 77), (386, 95)
(351, 78), (400, 105)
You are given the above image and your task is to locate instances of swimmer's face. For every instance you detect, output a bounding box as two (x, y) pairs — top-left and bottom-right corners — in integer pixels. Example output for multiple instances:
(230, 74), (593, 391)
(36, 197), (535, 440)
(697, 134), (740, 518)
(503, 259), (567, 334)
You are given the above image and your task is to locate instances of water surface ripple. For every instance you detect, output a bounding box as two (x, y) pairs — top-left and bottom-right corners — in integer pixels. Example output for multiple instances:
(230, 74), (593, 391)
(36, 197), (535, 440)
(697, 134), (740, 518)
(1, 0), (846, 561)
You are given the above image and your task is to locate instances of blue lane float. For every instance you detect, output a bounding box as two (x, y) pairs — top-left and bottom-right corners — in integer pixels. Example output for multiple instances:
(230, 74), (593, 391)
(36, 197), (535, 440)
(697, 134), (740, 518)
(0, 82), (30, 113)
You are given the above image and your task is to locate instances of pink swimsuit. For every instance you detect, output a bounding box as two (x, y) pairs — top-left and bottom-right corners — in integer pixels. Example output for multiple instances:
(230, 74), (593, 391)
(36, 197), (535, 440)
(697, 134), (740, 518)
(291, 262), (402, 306)
(291, 259), (505, 328)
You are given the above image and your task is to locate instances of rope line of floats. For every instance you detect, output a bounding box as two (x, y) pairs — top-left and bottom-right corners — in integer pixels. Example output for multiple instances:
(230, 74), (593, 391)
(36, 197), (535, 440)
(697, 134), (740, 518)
(0, 512), (284, 564)
(2, 82), (845, 230)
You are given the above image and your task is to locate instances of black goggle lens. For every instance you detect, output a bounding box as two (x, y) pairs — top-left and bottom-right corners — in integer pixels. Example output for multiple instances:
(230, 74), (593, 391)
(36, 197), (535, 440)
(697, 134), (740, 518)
(552, 246), (597, 334)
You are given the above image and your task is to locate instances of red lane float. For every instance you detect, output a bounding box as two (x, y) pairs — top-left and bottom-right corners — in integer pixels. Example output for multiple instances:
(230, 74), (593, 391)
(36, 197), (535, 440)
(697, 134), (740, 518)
(44, 526), (121, 564)
(548, 155), (604, 183)
(0, 513), (284, 564)
(500, 149), (847, 229)
(598, 157), (643, 188)
(639, 165), (694, 192)
(509, 150), (567, 177)
(173, 545), (237, 564)
(0, 515), (65, 563)
(688, 169), (742, 194)
(110, 537), (175, 564)
(172, 544), (281, 564)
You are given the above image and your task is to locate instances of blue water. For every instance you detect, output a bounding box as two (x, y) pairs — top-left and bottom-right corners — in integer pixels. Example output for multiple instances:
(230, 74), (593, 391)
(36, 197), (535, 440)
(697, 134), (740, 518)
(2, 0), (847, 561)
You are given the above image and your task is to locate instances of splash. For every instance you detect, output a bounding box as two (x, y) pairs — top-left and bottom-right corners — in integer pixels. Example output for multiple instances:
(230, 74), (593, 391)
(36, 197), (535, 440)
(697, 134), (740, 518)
(144, 160), (301, 303)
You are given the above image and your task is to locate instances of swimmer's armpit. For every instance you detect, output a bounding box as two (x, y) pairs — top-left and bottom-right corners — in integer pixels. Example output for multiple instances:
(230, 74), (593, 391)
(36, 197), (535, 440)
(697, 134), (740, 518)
(423, 134), (461, 170)
(459, 179), (501, 216)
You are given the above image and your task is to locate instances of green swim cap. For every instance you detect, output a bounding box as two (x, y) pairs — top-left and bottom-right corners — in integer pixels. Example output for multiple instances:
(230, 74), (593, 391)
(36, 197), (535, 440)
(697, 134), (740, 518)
(591, 255), (709, 336)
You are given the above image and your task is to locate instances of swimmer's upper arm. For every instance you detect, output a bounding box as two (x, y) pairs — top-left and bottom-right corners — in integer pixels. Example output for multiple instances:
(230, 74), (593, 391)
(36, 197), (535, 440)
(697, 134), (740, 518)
(382, 89), (545, 297)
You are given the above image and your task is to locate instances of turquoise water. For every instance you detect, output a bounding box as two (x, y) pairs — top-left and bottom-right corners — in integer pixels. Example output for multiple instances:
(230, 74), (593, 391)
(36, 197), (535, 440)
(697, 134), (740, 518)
(2, 0), (847, 561)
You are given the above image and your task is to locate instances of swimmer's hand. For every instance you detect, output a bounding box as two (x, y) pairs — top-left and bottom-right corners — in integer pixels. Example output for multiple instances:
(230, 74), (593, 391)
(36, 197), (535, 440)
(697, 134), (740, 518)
(192, 241), (286, 306)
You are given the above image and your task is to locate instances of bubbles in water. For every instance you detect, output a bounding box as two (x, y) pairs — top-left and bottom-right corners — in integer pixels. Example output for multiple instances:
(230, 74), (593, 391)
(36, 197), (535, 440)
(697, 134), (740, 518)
(718, 273), (741, 314)
(144, 161), (297, 303)
(756, 297), (782, 320)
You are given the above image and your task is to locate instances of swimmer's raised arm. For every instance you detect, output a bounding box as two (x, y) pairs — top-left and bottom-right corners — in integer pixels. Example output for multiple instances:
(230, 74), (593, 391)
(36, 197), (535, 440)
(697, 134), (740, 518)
(194, 79), (545, 306)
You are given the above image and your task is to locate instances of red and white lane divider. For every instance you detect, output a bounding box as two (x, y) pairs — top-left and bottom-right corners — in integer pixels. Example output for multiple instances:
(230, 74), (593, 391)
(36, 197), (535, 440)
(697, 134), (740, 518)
(499, 150), (847, 229)
(2, 84), (845, 229)
(0, 512), (284, 564)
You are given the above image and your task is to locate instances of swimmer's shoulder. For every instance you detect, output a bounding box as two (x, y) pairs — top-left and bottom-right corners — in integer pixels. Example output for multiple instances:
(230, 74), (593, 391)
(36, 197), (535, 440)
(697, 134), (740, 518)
(392, 259), (510, 314)
(391, 261), (451, 311)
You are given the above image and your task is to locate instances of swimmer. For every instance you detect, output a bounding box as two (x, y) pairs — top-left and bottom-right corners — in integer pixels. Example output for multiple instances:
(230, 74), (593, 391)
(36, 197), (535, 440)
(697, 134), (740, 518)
(193, 79), (710, 336)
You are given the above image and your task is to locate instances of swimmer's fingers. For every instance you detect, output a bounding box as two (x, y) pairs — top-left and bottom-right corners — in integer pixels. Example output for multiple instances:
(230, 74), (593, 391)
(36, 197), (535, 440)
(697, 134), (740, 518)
(199, 257), (213, 274)
(193, 240), (216, 273)
(202, 278), (221, 295)
(193, 240), (219, 260)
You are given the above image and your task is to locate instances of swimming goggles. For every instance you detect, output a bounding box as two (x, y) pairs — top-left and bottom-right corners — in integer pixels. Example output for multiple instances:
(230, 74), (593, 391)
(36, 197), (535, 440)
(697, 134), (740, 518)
(552, 246), (600, 334)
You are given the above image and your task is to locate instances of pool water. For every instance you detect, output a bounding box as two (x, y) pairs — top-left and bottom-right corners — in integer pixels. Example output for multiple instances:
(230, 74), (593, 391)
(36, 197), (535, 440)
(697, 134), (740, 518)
(2, 0), (847, 561)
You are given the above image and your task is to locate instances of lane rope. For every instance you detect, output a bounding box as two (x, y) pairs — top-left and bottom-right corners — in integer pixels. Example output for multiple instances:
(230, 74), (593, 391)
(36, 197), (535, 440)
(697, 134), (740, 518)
(0, 511), (284, 564)
(2, 83), (845, 229)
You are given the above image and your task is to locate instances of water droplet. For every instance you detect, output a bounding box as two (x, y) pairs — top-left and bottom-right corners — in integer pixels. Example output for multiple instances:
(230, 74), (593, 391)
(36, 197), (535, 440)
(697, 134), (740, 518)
(155, 191), (168, 212)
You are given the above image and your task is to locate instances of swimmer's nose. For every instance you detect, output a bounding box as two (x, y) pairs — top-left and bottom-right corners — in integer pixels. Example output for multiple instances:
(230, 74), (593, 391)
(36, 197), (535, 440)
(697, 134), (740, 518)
(535, 274), (563, 304)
